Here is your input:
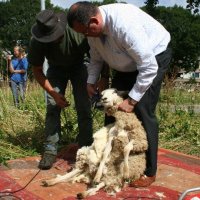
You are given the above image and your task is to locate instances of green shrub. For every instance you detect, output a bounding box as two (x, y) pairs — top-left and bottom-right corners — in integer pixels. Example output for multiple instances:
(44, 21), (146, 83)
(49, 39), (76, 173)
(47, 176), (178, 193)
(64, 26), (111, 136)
(157, 87), (200, 156)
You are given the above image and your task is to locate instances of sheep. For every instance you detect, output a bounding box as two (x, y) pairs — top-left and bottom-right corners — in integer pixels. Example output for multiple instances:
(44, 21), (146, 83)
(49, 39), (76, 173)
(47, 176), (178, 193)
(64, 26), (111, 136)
(42, 88), (148, 198)
(96, 89), (148, 182)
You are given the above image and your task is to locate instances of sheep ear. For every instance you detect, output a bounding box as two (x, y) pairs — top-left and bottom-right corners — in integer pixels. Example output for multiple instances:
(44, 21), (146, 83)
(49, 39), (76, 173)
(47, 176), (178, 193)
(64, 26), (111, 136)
(117, 90), (129, 98)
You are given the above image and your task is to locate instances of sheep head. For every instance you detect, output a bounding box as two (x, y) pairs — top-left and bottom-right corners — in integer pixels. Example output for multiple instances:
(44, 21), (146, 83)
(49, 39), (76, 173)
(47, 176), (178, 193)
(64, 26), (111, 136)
(101, 88), (128, 115)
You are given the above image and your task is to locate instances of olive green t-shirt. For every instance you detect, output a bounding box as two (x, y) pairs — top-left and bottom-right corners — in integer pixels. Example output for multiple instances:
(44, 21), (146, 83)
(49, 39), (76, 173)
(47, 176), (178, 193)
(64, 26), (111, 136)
(28, 25), (89, 68)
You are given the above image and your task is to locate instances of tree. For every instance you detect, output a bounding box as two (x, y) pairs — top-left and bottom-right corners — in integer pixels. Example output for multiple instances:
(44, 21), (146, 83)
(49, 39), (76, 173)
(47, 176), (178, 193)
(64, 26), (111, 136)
(186, 0), (200, 13)
(92, 0), (118, 6)
(0, 0), (54, 50)
(144, 0), (159, 17)
(0, 0), (65, 80)
(156, 6), (200, 70)
(143, 1), (200, 71)
(145, 0), (200, 14)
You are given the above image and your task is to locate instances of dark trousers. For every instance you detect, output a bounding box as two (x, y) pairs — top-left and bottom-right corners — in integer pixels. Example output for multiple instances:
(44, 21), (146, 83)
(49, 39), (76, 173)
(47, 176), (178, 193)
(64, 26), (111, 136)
(44, 64), (93, 155)
(105, 48), (172, 176)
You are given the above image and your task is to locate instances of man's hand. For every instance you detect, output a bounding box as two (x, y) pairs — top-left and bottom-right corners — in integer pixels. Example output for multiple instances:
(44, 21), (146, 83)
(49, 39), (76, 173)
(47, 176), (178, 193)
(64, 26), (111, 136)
(7, 55), (12, 61)
(87, 83), (97, 98)
(51, 91), (70, 108)
(118, 98), (137, 113)
(33, 66), (69, 108)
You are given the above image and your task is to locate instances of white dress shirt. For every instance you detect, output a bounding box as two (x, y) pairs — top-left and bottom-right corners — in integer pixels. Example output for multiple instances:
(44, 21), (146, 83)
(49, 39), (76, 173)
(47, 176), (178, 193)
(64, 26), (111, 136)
(87, 3), (170, 101)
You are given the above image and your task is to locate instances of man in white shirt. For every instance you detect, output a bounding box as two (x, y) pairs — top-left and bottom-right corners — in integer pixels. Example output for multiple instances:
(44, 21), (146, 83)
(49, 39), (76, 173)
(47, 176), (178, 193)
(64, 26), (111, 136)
(67, 2), (172, 187)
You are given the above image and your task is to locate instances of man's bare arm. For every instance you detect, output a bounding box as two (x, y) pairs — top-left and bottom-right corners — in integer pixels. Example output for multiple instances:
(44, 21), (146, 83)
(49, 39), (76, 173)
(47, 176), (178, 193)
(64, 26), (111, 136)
(32, 66), (69, 108)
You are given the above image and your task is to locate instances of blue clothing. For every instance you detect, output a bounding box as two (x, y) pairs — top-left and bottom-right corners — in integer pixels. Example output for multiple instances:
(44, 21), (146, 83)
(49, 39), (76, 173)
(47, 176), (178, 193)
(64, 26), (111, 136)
(11, 57), (28, 83)
(10, 57), (28, 107)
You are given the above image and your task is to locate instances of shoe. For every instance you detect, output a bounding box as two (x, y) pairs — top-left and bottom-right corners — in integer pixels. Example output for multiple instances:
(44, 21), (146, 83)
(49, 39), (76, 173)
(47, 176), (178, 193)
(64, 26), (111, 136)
(38, 153), (57, 170)
(130, 175), (156, 187)
(57, 143), (80, 161)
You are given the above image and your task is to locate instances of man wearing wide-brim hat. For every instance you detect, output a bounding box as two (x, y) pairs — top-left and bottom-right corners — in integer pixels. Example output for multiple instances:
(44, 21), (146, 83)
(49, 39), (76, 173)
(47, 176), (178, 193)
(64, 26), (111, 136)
(28, 9), (93, 170)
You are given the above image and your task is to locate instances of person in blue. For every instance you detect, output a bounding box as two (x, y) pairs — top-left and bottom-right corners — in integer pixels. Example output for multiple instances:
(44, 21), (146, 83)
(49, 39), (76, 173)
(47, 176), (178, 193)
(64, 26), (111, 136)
(7, 46), (28, 107)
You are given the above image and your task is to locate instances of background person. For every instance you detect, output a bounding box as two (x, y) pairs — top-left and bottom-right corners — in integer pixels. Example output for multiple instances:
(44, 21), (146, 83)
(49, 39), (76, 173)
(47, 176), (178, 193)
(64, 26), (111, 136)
(67, 1), (172, 187)
(28, 9), (93, 170)
(7, 46), (28, 107)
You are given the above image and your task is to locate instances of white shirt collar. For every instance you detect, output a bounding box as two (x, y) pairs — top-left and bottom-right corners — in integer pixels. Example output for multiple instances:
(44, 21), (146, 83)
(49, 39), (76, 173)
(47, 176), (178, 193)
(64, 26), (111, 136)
(99, 7), (109, 35)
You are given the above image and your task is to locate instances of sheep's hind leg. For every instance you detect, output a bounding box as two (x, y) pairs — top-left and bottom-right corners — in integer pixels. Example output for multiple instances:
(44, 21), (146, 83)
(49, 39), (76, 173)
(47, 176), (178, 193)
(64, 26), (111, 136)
(77, 182), (105, 199)
(123, 139), (134, 180)
(42, 168), (82, 186)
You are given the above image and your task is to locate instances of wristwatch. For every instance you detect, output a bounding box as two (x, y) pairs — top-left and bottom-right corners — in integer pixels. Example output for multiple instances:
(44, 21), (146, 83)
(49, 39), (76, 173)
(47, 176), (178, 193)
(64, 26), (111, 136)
(128, 97), (138, 106)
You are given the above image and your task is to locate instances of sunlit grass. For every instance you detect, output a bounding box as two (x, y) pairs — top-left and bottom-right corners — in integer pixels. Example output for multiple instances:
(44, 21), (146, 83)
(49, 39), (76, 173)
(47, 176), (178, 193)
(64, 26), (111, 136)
(0, 80), (199, 164)
(160, 88), (200, 104)
(157, 103), (200, 157)
(0, 81), (104, 164)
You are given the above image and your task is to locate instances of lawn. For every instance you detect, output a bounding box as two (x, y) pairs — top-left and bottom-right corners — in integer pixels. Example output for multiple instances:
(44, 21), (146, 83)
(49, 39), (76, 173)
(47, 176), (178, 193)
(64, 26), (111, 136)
(0, 80), (199, 164)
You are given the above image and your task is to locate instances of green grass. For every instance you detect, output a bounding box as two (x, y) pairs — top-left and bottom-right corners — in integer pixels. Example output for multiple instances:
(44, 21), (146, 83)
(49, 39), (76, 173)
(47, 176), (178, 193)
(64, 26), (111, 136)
(0, 82), (46, 164)
(0, 81), (199, 165)
(157, 104), (200, 156)
(157, 84), (200, 157)
(160, 87), (200, 104)
(0, 81), (104, 164)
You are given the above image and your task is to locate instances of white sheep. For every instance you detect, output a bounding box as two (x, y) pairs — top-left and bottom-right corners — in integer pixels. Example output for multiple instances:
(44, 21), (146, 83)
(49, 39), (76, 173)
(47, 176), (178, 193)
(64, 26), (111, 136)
(42, 88), (148, 198)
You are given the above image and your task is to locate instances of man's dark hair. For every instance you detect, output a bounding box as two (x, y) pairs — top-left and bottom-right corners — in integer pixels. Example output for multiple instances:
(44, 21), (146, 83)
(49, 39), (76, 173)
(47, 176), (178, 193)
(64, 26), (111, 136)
(67, 1), (98, 28)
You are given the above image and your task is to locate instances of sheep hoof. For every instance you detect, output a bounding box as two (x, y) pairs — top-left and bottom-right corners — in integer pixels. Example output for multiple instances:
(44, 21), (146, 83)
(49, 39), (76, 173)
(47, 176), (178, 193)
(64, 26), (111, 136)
(92, 181), (99, 186)
(42, 180), (49, 187)
(77, 193), (84, 199)
(124, 178), (130, 183)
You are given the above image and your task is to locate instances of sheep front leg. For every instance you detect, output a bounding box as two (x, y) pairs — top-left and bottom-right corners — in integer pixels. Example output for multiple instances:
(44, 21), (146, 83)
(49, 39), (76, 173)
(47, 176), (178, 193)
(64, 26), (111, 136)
(77, 182), (105, 199)
(42, 168), (82, 186)
(93, 129), (115, 183)
(123, 139), (134, 180)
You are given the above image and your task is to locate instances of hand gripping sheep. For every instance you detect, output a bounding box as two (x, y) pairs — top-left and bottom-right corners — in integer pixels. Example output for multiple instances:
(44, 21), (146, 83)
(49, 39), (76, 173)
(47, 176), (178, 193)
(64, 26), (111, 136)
(42, 88), (148, 199)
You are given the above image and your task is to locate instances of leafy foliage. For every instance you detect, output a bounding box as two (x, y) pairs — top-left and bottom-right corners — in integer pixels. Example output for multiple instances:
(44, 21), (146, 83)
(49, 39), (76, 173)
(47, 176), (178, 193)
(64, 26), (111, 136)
(157, 104), (200, 156)
(0, 0), (55, 50)
(144, 0), (159, 17)
(92, 0), (118, 6)
(186, 0), (200, 13)
(142, 1), (200, 71)
(155, 6), (200, 70)
(157, 82), (200, 156)
(145, 0), (200, 13)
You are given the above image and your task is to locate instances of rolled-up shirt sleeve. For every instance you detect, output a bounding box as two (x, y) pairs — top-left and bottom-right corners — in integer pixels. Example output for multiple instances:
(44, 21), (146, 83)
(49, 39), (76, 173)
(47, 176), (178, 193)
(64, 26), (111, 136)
(87, 39), (104, 84)
(118, 25), (158, 102)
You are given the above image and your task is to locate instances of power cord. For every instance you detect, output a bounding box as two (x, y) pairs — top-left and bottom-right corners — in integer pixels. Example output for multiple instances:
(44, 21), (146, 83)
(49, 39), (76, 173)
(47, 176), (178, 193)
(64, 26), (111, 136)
(0, 168), (165, 200)
(0, 169), (41, 200)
